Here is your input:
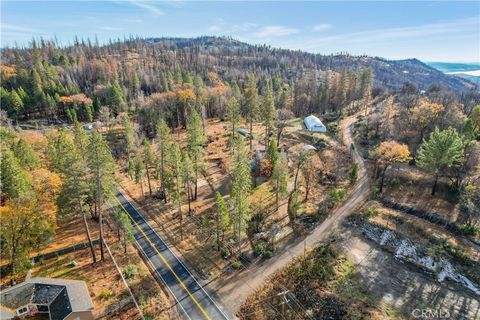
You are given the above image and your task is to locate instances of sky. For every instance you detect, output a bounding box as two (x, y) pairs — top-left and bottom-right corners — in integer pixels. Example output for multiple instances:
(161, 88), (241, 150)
(1, 1), (479, 62)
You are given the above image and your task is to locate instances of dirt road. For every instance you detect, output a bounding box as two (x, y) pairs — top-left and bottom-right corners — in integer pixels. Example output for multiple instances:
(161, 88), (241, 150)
(212, 114), (371, 316)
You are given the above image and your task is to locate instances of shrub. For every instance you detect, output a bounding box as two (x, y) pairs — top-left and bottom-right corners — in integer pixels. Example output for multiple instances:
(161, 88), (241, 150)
(254, 241), (268, 256)
(327, 122), (339, 134)
(330, 188), (347, 203)
(460, 224), (478, 236)
(370, 187), (381, 199)
(231, 260), (243, 270)
(262, 251), (273, 259)
(446, 246), (466, 262)
(123, 264), (139, 279)
(314, 137), (327, 150)
(389, 177), (400, 188)
(349, 164), (359, 184)
(221, 247), (231, 259)
(364, 208), (378, 217)
(99, 288), (113, 300)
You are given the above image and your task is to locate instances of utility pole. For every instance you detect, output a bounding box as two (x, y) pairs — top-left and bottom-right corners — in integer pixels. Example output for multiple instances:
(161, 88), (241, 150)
(277, 290), (290, 318)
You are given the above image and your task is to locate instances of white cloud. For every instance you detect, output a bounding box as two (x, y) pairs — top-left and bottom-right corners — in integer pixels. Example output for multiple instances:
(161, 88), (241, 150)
(208, 24), (222, 33)
(253, 25), (299, 38)
(100, 26), (122, 31)
(1, 23), (40, 33)
(312, 24), (332, 32)
(303, 17), (479, 48)
(124, 0), (164, 16)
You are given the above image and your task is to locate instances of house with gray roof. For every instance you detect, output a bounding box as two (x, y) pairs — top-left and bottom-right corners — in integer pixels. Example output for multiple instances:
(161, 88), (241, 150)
(0, 278), (93, 320)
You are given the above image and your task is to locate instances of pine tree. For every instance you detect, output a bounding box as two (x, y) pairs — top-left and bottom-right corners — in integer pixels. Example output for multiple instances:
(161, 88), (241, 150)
(183, 72), (193, 84)
(13, 138), (39, 170)
(262, 80), (276, 150)
(161, 74), (170, 92)
(131, 72), (140, 98)
(0, 149), (33, 201)
(169, 142), (184, 240)
(229, 97), (240, 143)
(245, 73), (259, 150)
(174, 67), (182, 84)
(122, 114), (136, 164)
(182, 152), (195, 215)
(417, 127), (464, 196)
(186, 109), (206, 200)
(46, 129), (71, 174)
(9, 90), (24, 120)
(55, 130), (97, 263)
(85, 104), (93, 122)
(87, 131), (116, 260)
(469, 104), (480, 132)
(230, 140), (252, 253)
(112, 208), (134, 254)
(142, 138), (154, 196)
(93, 97), (101, 114)
(214, 191), (230, 251)
(127, 159), (135, 180)
(271, 153), (288, 212)
(106, 81), (125, 113)
(133, 154), (145, 198)
(267, 139), (279, 169)
(156, 119), (172, 202)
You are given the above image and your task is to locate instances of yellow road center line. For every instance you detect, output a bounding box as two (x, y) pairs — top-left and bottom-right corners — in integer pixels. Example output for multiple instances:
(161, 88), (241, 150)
(114, 195), (212, 320)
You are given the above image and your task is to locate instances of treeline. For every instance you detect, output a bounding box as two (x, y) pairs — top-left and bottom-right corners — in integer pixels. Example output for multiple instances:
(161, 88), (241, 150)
(1, 36), (388, 129)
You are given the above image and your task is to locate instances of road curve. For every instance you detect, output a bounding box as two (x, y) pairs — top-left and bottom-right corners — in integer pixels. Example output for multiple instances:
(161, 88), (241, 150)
(213, 114), (370, 314)
(114, 191), (229, 320)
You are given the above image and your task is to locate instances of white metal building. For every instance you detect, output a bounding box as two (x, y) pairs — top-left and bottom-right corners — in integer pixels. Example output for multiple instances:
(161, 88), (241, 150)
(304, 115), (327, 132)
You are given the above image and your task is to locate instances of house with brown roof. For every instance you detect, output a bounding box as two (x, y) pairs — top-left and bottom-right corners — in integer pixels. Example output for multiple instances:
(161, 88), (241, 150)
(0, 278), (93, 320)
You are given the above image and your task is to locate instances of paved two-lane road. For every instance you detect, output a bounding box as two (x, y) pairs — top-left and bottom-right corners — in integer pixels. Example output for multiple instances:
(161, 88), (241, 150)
(114, 191), (228, 320)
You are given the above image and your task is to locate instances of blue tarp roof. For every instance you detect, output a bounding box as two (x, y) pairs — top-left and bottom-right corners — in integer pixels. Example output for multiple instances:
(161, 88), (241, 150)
(237, 129), (251, 136)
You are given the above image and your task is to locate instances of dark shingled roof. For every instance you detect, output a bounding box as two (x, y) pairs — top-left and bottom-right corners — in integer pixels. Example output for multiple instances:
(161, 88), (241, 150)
(48, 288), (72, 320)
(0, 277), (93, 320)
(0, 283), (35, 310)
(32, 284), (65, 305)
(0, 283), (66, 311)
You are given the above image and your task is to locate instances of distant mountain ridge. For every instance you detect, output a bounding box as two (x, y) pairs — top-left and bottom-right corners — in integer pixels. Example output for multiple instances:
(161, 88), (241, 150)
(145, 36), (475, 92)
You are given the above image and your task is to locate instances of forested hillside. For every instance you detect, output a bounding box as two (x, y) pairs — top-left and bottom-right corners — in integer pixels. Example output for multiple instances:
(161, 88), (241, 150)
(1, 36), (476, 129)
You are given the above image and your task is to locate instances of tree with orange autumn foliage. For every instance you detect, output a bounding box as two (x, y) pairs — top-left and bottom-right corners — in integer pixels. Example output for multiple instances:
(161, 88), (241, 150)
(0, 145), (58, 282)
(176, 88), (196, 102)
(31, 168), (61, 220)
(0, 65), (16, 81)
(176, 87), (196, 127)
(0, 199), (55, 282)
(375, 141), (411, 192)
(411, 100), (444, 144)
